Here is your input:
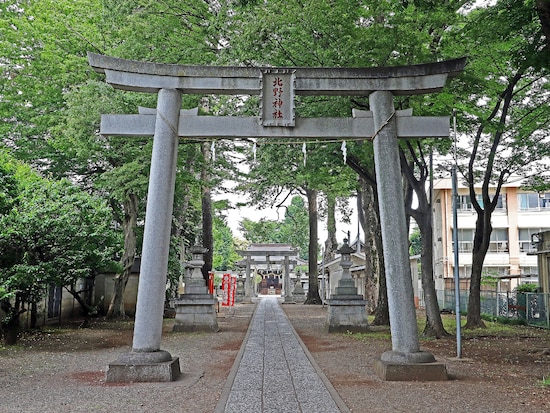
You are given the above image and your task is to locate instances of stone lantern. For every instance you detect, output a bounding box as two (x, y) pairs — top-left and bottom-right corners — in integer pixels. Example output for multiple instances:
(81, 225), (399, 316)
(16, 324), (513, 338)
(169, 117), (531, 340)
(334, 239), (356, 292)
(173, 244), (219, 332)
(185, 245), (208, 294)
(326, 238), (369, 333)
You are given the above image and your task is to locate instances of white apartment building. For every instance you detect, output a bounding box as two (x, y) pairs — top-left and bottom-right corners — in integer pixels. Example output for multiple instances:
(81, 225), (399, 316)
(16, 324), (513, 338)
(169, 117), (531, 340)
(433, 177), (548, 292)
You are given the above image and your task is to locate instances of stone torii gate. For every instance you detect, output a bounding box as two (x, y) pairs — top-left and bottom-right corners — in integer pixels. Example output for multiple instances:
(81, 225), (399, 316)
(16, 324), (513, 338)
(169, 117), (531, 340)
(237, 243), (299, 302)
(88, 53), (465, 382)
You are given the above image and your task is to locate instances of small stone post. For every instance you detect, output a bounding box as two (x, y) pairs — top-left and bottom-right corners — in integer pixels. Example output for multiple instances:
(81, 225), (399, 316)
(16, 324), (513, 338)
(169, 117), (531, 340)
(244, 257), (252, 301)
(283, 255), (294, 303)
(236, 271), (245, 302)
(370, 90), (446, 380)
(292, 271), (306, 303)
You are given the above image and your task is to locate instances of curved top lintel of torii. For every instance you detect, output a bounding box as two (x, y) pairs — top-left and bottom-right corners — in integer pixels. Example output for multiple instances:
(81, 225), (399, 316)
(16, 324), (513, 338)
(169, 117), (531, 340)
(87, 52), (466, 96)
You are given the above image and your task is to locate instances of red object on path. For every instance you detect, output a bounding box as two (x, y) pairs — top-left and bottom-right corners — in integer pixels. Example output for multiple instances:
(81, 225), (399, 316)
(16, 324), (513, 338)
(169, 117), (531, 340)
(222, 273), (236, 307)
(208, 271), (215, 295)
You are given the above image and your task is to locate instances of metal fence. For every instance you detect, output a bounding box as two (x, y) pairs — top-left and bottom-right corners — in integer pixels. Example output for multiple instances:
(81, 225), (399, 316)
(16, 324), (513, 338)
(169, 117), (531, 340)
(524, 292), (550, 328)
(420, 290), (550, 329)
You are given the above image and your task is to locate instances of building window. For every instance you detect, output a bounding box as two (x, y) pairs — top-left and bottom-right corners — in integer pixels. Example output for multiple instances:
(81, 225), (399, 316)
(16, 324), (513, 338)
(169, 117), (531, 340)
(520, 266), (538, 277)
(457, 194), (506, 211)
(518, 193), (550, 210)
(457, 195), (473, 210)
(482, 267), (510, 278)
(454, 229), (474, 252)
(488, 228), (509, 253)
(518, 228), (549, 253)
(453, 228), (508, 253)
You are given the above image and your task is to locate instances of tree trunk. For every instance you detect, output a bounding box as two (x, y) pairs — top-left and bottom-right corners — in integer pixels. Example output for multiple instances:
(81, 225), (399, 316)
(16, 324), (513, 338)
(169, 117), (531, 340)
(305, 188), (321, 304)
(324, 192), (338, 262)
(172, 147), (198, 293)
(357, 178), (378, 315)
(417, 212), (450, 337)
(465, 210), (492, 329)
(370, 192), (389, 326)
(66, 279), (97, 328)
(1, 295), (23, 346)
(399, 144), (448, 337)
(536, 0), (550, 51)
(106, 193), (138, 319)
(201, 142), (213, 280)
(346, 155), (389, 324)
(30, 300), (38, 329)
(357, 178), (389, 324)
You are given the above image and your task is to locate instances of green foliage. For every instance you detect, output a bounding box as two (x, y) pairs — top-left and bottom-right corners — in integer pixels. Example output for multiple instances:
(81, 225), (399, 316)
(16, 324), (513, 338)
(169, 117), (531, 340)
(516, 283), (539, 293)
(441, 313), (530, 336)
(409, 227), (422, 256)
(0, 152), (20, 215)
(480, 272), (499, 287)
(239, 196), (309, 259)
(212, 214), (241, 271)
(0, 286), (12, 302)
(0, 0), (548, 330)
(480, 313), (526, 326)
(0, 154), (120, 315)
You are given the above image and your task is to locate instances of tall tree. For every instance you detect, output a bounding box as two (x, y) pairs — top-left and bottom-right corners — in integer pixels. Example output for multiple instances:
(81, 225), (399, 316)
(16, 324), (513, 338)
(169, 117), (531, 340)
(448, 0), (550, 328)
(1, 0), (239, 319)
(400, 144), (450, 337)
(323, 193), (339, 263)
(0, 154), (118, 344)
(201, 141), (214, 280)
(348, 155), (390, 325)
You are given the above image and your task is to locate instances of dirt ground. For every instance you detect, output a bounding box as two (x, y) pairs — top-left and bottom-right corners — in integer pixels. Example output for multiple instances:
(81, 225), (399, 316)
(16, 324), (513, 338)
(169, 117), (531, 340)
(1, 302), (550, 413)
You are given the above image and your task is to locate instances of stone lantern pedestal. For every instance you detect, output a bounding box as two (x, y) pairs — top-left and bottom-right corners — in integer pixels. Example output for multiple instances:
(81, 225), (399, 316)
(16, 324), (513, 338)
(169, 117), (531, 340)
(327, 239), (369, 333)
(235, 274), (245, 303)
(173, 245), (219, 332)
(292, 275), (306, 303)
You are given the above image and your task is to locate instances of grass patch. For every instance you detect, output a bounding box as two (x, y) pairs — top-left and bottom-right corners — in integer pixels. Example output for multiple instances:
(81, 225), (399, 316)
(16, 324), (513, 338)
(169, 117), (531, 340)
(540, 376), (550, 387)
(481, 313), (526, 326)
(351, 329), (392, 341)
(347, 311), (548, 342)
(0, 342), (24, 352)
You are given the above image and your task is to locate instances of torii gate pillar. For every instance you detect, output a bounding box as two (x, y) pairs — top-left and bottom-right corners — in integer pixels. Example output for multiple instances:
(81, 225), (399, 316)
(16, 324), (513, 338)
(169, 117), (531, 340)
(106, 88), (182, 382)
(371, 90), (446, 380)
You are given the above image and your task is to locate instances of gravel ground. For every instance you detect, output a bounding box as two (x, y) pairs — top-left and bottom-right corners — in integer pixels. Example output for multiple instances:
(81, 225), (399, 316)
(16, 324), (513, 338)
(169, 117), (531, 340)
(0, 304), (254, 413)
(283, 304), (550, 413)
(1, 301), (550, 413)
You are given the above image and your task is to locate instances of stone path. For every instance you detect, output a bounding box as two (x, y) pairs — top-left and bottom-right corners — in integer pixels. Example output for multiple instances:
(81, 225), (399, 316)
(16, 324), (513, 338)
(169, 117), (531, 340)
(214, 296), (350, 413)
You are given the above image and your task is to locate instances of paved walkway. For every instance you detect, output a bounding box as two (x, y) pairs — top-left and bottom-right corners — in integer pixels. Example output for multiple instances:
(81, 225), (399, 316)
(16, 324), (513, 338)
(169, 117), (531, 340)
(215, 296), (350, 413)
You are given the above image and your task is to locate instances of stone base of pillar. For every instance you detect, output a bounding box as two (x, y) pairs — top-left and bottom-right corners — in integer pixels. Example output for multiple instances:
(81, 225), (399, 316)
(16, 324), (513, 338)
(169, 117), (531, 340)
(106, 350), (180, 382)
(173, 294), (219, 332)
(235, 279), (245, 302)
(374, 350), (447, 381)
(374, 357), (447, 381)
(326, 296), (369, 333)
